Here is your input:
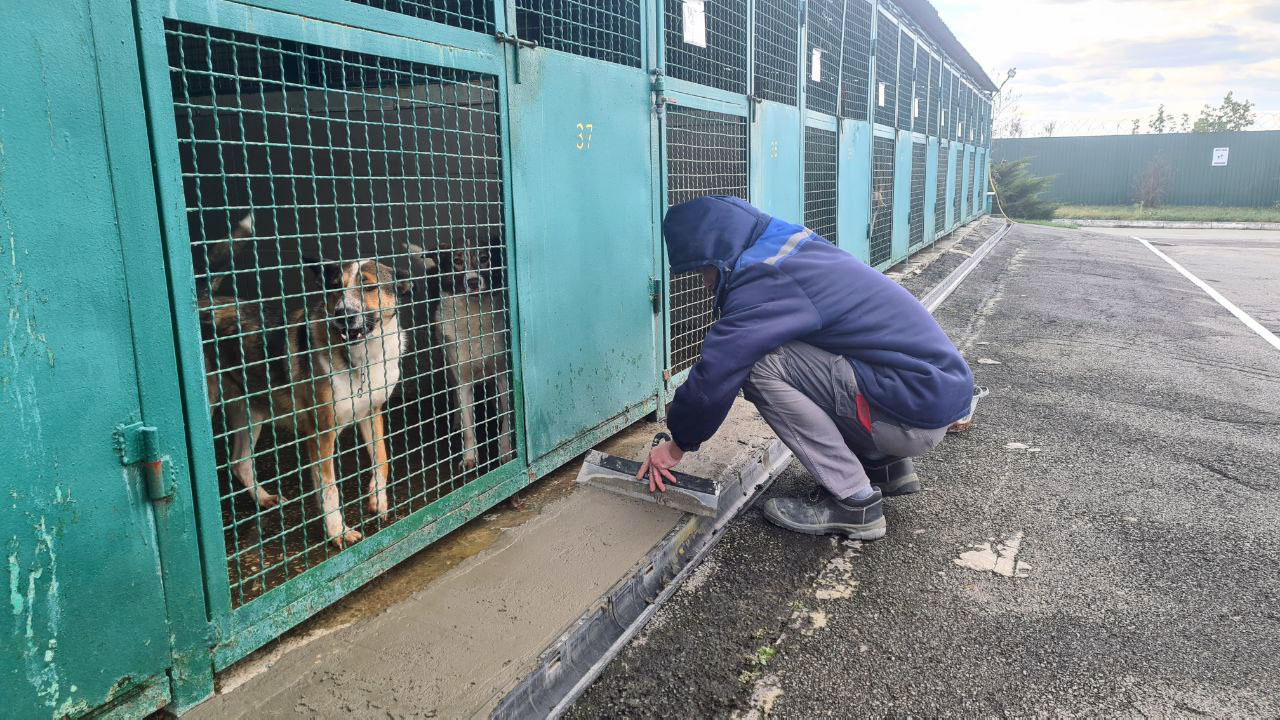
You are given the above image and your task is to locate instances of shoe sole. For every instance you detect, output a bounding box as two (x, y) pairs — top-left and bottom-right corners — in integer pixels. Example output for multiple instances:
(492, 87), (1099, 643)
(762, 506), (888, 540)
(872, 472), (922, 496)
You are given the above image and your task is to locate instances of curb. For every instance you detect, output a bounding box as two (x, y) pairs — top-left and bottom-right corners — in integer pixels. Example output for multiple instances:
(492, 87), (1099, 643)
(493, 439), (794, 720)
(1061, 219), (1280, 231)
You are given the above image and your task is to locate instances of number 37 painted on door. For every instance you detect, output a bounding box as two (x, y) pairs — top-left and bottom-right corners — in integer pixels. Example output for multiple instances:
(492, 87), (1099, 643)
(576, 122), (594, 150)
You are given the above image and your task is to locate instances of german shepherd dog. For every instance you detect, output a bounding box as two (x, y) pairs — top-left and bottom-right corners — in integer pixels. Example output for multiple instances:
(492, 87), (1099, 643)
(201, 216), (408, 548)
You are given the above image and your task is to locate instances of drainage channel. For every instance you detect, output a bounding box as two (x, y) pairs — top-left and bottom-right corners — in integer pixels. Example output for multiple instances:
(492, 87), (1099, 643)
(494, 218), (1014, 720)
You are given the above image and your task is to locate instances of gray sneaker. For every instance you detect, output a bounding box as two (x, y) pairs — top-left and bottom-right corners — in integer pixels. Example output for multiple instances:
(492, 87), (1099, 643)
(865, 457), (921, 496)
(762, 488), (886, 540)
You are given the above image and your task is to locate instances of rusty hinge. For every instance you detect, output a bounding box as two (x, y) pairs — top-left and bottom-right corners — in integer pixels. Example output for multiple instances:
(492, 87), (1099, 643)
(115, 421), (174, 501)
(649, 277), (662, 313)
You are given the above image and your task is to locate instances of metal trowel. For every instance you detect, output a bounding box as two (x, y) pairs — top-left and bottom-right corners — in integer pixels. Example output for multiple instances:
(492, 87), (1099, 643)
(576, 433), (720, 517)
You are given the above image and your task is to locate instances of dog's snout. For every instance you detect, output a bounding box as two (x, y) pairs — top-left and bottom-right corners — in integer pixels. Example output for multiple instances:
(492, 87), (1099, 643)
(466, 276), (482, 291)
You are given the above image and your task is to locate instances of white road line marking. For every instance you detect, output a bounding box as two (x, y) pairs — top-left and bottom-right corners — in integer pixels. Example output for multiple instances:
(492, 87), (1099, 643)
(1134, 235), (1280, 352)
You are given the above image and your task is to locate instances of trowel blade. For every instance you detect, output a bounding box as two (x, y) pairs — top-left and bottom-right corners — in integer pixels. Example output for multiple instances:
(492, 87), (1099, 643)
(576, 450), (719, 517)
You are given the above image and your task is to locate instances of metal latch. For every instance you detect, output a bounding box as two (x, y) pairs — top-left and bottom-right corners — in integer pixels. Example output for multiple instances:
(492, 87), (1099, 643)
(495, 32), (537, 84)
(115, 422), (174, 501)
(649, 277), (662, 313)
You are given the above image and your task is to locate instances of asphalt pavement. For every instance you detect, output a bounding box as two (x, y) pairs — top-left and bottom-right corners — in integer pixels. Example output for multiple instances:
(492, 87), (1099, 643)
(568, 224), (1280, 718)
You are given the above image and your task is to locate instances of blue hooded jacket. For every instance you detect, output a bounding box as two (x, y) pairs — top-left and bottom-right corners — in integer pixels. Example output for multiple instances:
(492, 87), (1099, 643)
(664, 196), (973, 451)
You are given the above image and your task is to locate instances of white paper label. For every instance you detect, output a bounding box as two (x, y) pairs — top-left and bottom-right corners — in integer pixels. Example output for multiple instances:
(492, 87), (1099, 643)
(1212, 147), (1229, 166)
(878, 82), (886, 107)
(682, 0), (707, 48)
(810, 49), (822, 83)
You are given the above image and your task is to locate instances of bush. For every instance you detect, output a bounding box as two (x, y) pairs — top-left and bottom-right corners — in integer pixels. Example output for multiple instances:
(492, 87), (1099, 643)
(991, 158), (1058, 219)
(1133, 158), (1171, 209)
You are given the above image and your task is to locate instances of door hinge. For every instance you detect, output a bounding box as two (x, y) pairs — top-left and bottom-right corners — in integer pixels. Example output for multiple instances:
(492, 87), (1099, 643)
(649, 277), (662, 313)
(115, 421), (175, 501)
(495, 32), (537, 84)
(652, 70), (676, 115)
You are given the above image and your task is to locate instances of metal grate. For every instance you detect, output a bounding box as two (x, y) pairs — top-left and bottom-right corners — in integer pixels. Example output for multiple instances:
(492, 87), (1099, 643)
(664, 0), (748, 94)
(805, 0), (844, 116)
(963, 150), (974, 218)
(924, 52), (938, 136)
(950, 71), (960, 140)
(973, 150), (983, 213)
(346, 0), (494, 33)
(908, 140), (925, 248)
(953, 145), (964, 220)
(870, 134), (895, 265)
(516, 0), (642, 67)
(935, 141), (948, 233)
(896, 33), (914, 130)
(804, 126), (839, 243)
(873, 11), (896, 127)
(938, 63), (950, 138)
(839, 0), (872, 120)
(753, 0), (800, 105)
(665, 106), (748, 376)
(166, 20), (513, 607)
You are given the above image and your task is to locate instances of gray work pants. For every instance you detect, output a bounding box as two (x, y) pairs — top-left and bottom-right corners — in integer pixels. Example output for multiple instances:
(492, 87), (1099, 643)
(742, 341), (948, 500)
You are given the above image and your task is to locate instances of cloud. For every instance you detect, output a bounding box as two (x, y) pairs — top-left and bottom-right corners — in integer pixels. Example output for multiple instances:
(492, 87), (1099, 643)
(1253, 5), (1280, 23)
(1024, 73), (1066, 87)
(1099, 29), (1274, 69)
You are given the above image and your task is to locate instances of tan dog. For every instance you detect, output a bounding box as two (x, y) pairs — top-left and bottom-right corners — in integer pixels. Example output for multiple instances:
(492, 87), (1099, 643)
(202, 217), (407, 548)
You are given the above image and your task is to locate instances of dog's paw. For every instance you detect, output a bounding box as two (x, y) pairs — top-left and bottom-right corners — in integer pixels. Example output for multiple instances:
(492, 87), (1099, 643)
(255, 492), (280, 509)
(367, 492), (389, 516)
(461, 452), (479, 469)
(329, 527), (363, 549)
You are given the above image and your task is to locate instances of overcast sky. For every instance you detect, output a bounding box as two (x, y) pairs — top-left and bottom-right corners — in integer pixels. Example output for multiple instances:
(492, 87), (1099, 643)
(932, 0), (1280, 136)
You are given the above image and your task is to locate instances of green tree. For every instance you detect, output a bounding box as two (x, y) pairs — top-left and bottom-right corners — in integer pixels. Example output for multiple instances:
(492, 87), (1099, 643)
(992, 158), (1058, 220)
(1147, 104), (1170, 133)
(1192, 92), (1256, 132)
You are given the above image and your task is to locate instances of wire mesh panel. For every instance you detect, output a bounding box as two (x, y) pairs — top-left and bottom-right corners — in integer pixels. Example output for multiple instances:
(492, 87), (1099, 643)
(949, 71), (960, 140)
(973, 149), (983, 212)
(805, 0), (843, 116)
(935, 141), (948, 232)
(804, 126), (839, 243)
(964, 149), (974, 218)
(873, 11), (896, 127)
(953, 143), (964, 219)
(870, 134), (895, 265)
(665, 106), (748, 375)
(347, 0), (494, 33)
(896, 33), (914, 130)
(753, 0), (800, 105)
(908, 141), (925, 248)
(924, 52), (938, 136)
(166, 20), (512, 607)
(516, 0), (642, 67)
(942, 62), (952, 135)
(664, 0), (748, 94)
(839, 0), (872, 120)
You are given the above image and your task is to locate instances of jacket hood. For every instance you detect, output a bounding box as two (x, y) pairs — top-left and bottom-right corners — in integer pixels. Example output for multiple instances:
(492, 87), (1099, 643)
(663, 196), (773, 282)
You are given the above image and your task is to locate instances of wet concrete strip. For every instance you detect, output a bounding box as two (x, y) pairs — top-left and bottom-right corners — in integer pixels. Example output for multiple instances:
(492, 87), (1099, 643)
(187, 400), (775, 719)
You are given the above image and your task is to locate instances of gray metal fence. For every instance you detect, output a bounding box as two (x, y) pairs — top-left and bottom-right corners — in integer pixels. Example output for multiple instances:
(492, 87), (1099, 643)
(993, 131), (1280, 207)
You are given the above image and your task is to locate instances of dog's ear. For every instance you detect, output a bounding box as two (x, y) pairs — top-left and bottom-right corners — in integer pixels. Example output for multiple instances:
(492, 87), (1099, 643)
(305, 259), (345, 289)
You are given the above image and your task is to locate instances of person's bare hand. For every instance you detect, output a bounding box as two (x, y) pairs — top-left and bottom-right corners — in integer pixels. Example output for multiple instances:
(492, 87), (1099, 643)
(636, 440), (685, 493)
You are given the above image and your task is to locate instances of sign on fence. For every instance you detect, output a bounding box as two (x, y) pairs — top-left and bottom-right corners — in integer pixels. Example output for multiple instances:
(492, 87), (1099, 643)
(1212, 147), (1229, 166)
(682, 0), (707, 47)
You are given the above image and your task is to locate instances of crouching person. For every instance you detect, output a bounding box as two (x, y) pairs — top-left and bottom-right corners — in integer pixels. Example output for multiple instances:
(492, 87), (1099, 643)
(638, 196), (974, 540)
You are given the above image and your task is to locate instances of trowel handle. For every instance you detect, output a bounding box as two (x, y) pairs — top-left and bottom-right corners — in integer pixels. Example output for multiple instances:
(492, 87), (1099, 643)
(652, 432), (672, 448)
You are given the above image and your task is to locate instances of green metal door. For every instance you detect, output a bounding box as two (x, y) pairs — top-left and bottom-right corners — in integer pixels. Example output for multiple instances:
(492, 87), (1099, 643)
(134, 0), (526, 677)
(2, 1), (193, 715)
(506, 5), (660, 462)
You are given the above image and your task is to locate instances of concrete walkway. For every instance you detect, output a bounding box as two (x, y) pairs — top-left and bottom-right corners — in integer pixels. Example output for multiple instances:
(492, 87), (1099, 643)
(187, 402), (777, 719)
(570, 224), (1280, 718)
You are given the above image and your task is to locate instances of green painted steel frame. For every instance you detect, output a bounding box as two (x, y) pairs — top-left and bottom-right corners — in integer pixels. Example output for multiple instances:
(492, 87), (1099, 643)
(921, 136), (938, 248)
(131, 0), (538, 686)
